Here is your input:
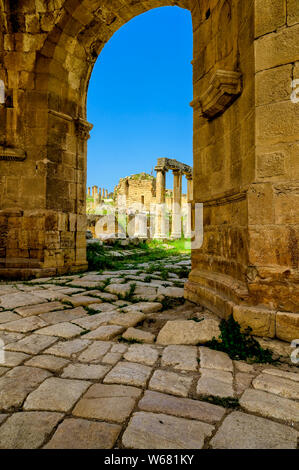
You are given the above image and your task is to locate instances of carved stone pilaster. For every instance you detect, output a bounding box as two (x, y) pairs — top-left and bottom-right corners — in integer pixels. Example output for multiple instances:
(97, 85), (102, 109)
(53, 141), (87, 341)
(191, 69), (242, 119)
(75, 118), (93, 140)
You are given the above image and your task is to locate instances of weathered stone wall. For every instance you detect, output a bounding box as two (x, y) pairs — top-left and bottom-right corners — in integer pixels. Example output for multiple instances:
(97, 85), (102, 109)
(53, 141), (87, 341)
(115, 174), (156, 211)
(0, 0), (298, 339)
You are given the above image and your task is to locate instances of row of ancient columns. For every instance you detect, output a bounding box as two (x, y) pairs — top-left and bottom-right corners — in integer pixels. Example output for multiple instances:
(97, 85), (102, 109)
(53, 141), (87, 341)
(87, 186), (109, 209)
(154, 166), (193, 239)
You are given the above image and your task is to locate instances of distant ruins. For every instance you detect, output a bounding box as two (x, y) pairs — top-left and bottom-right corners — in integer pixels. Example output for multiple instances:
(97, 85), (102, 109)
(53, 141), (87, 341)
(86, 158), (193, 240)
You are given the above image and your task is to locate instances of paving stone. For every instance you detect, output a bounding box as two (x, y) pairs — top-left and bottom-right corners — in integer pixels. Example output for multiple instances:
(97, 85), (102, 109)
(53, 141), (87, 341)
(104, 361), (152, 387)
(45, 339), (90, 358)
(199, 347), (233, 372)
(102, 352), (122, 365)
(67, 280), (104, 289)
(132, 294), (164, 302)
(14, 301), (66, 317)
(240, 389), (299, 423)
(44, 418), (121, 449)
(235, 372), (255, 395)
(234, 361), (256, 374)
(4, 334), (57, 355)
(0, 332), (24, 345)
(24, 377), (90, 412)
(149, 370), (193, 398)
(97, 292), (118, 302)
(111, 343), (128, 354)
(71, 313), (113, 331)
(61, 363), (111, 380)
(105, 284), (131, 296)
(161, 345), (198, 371)
(0, 351), (30, 367)
(157, 319), (220, 345)
(263, 368), (299, 382)
(253, 372), (299, 400)
(0, 293), (48, 310)
(122, 412), (214, 449)
(39, 307), (87, 325)
(109, 312), (145, 328)
(0, 316), (48, 333)
(35, 322), (84, 339)
(124, 344), (159, 366)
(122, 302), (162, 314)
(73, 384), (142, 423)
(157, 287), (185, 298)
(0, 366), (51, 410)
(0, 412), (64, 449)
(84, 325), (125, 341)
(134, 286), (158, 297)
(0, 311), (21, 324)
(122, 327), (155, 344)
(210, 411), (299, 449)
(197, 369), (235, 398)
(62, 295), (102, 307)
(0, 367), (10, 377)
(77, 341), (112, 363)
(88, 303), (118, 312)
(32, 291), (67, 302)
(139, 391), (226, 423)
(25, 354), (70, 372)
(0, 414), (8, 424)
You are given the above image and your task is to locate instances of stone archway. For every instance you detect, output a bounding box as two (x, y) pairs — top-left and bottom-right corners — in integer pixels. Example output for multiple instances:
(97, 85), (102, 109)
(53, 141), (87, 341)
(0, 0), (298, 340)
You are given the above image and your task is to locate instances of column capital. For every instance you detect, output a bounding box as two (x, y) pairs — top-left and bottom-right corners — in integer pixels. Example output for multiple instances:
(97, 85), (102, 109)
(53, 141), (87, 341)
(75, 118), (93, 140)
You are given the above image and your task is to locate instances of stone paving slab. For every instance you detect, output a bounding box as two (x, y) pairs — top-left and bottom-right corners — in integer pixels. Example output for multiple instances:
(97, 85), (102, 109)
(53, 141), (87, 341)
(210, 411), (299, 449)
(104, 361), (152, 387)
(0, 366), (51, 411)
(44, 339), (90, 358)
(0, 316), (48, 333)
(199, 347), (233, 372)
(122, 412), (214, 449)
(4, 334), (57, 355)
(0, 412), (64, 449)
(25, 355), (70, 372)
(149, 370), (193, 397)
(253, 373), (299, 400)
(122, 327), (155, 344)
(44, 418), (121, 449)
(197, 369), (235, 398)
(23, 377), (91, 412)
(240, 388), (299, 423)
(73, 384), (142, 423)
(124, 344), (159, 366)
(61, 363), (111, 380)
(84, 325), (125, 341)
(14, 302), (67, 317)
(139, 390), (226, 423)
(0, 312), (21, 324)
(38, 307), (87, 325)
(161, 345), (198, 371)
(35, 322), (84, 339)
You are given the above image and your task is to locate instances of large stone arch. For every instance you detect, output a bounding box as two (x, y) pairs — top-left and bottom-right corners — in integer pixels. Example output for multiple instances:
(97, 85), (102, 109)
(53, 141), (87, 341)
(0, 0), (298, 341)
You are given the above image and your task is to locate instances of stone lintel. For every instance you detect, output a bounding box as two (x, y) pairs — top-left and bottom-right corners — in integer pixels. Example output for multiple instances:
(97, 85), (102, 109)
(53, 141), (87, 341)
(156, 158), (192, 176)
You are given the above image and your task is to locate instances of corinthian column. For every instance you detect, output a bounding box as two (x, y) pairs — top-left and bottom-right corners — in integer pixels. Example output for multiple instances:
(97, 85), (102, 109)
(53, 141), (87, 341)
(185, 174), (193, 238)
(171, 169), (182, 239)
(154, 167), (167, 239)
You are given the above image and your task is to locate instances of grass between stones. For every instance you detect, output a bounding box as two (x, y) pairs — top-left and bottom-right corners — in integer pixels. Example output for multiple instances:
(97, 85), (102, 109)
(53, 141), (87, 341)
(205, 315), (278, 364)
(199, 395), (240, 409)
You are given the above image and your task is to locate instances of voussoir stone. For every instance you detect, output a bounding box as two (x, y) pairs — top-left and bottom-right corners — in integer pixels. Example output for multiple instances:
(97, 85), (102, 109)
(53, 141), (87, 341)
(240, 389), (299, 423)
(44, 418), (121, 449)
(139, 390), (226, 423)
(73, 383), (142, 423)
(103, 361), (152, 387)
(23, 377), (90, 412)
(122, 412), (214, 449)
(210, 411), (299, 449)
(156, 319), (220, 345)
(0, 412), (64, 449)
(149, 369), (193, 397)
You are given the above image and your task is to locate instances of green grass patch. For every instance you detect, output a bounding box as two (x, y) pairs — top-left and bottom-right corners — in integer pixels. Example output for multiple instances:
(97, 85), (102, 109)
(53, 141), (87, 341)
(205, 315), (277, 364)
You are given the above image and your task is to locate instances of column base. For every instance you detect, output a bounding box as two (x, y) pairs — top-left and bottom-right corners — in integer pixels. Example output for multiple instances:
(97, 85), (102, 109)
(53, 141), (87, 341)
(184, 274), (299, 342)
(171, 232), (182, 239)
(0, 263), (88, 281)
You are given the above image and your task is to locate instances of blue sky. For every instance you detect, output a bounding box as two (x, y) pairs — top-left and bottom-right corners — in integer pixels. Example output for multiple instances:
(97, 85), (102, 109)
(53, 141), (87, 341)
(87, 6), (193, 194)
